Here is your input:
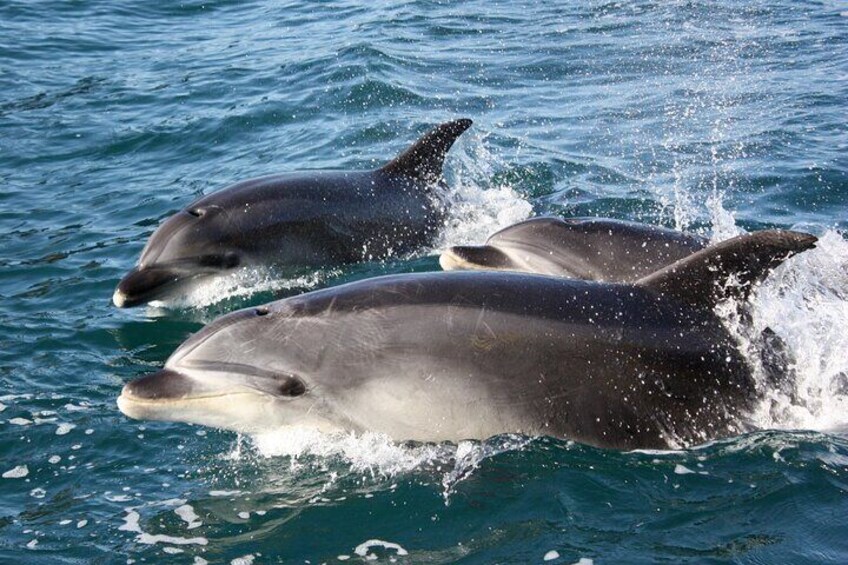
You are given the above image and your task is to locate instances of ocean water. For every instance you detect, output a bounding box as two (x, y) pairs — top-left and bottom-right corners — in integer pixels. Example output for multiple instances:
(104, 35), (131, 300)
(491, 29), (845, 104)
(1, 1), (847, 563)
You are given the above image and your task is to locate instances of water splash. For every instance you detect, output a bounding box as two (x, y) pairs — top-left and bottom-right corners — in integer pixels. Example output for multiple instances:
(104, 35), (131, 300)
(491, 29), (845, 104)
(250, 428), (449, 477)
(705, 193), (745, 242)
(434, 129), (533, 249)
(706, 212), (848, 434)
(146, 266), (339, 310)
(744, 230), (848, 432)
(244, 427), (531, 502)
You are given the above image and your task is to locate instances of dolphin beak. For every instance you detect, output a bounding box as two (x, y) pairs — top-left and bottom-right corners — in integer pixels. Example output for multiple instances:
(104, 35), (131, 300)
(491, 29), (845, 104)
(117, 367), (293, 431)
(112, 288), (128, 308)
(439, 245), (512, 271)
(113, 266), (183, 308)
(117, 368), (197, 421)
(121, 368), (194, 401)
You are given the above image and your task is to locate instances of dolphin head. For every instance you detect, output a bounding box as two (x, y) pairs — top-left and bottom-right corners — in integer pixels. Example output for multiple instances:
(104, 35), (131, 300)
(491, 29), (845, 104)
(113, 206), (243, 307)
(117, 304), (344, 433)
(440, 218), (590, 276)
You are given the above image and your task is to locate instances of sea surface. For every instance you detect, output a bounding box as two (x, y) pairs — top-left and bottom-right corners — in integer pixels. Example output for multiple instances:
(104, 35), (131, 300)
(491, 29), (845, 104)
(2, 1), (847, 563)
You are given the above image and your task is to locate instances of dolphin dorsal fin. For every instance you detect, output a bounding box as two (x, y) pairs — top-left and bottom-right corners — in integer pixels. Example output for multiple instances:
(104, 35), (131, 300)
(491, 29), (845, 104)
(381, 118), (473, 182)
(636, 230), (817, 308)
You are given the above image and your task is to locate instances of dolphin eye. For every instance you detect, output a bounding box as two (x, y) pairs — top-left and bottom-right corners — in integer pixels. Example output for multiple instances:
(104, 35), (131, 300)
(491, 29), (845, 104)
(196, 253), (240, 269)
(255, 307), (269, 316)
(278, 376), (306, 397)
(186, 208), (205, 218)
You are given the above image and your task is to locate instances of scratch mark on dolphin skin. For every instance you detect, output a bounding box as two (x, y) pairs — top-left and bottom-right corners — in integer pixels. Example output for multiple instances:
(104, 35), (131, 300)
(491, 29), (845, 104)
(473, 306), (487, 333)
(242, 337), (258, 355)
(305, 399), (319, 418)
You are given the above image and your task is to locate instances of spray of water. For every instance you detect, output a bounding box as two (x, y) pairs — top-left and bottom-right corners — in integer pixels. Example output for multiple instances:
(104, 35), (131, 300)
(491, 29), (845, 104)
(433, 129), (533, 249)
(741, 230), (848, 432)
(242, 428), (531, 501)
(147, 266), (339, 310)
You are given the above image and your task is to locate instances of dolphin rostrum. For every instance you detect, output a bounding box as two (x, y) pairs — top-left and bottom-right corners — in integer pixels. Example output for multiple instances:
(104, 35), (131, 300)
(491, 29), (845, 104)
(117, 230), (815, 449)
(113, 118), (473, 307)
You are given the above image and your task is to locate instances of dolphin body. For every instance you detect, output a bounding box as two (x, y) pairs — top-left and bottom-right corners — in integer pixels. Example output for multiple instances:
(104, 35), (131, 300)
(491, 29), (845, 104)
(440, 217), (707, 281)
(113, 119), (473, 308)
(117, 230), (815, 450)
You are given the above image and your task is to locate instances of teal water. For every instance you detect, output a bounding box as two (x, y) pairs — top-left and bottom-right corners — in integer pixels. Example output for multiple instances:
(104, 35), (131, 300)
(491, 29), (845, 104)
(2, 1), (848, 563)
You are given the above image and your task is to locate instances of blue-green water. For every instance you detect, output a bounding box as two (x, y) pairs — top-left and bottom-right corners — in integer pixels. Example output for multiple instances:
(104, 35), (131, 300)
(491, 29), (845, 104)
(2, 1), (848, 563)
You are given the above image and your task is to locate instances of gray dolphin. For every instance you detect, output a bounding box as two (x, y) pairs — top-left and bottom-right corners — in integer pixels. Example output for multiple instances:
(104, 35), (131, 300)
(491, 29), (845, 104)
(113, 118), (473, 308)
(117, 229), (815, 449)
(440, 217), (706, 281)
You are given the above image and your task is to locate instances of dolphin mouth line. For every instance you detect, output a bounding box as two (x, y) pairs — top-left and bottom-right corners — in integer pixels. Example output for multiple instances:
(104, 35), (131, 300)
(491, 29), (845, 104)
(118, 389), (266, 405)
(114, 259), (237, 308)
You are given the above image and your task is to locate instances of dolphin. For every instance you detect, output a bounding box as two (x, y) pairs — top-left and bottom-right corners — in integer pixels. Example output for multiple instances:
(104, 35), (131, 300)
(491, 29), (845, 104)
(440, 217), (706, 281)
(113, 118), (473, 308)
(117, 230), (815, 449)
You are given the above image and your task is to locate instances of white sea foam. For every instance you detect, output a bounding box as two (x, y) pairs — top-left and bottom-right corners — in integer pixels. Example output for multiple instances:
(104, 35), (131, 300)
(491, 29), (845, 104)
(208, 490), (242, 497)
(246, 427), (531, 502)
(354, 539), (409, 559)
(175, 504), (202, 530)
(3, 465), (29, 479)
(55, 423), (75, 436)
(251, 427), (449, 477)
(119, 508), (208, 546)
